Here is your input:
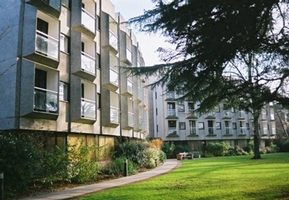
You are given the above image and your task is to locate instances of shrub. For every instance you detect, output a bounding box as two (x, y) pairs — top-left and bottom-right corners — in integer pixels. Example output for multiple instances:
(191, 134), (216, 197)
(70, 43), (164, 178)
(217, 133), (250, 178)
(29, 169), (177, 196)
(206, 142), (230, 157)
(144, 147), (159, 168)
(36, 146), (70, 185)
(226, 145), (250, 156)
(114, 140), (149, 167)
(68, 141), (99, 183)
(243, 141), (254, 154)
(161, 142), (175, 158)
(281, 140), (289, 152)
(266, 143), (280, 153)
(174, 144), (190, 155)
(100, 157), (137, 176)
(0, 133), (41, 194)
(159, 150), (167, 163)
(149, 138), (163, 150)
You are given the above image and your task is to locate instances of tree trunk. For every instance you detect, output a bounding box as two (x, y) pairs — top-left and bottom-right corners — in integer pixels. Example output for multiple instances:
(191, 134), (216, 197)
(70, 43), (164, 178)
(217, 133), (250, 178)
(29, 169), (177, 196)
(252, 110), (261, 159)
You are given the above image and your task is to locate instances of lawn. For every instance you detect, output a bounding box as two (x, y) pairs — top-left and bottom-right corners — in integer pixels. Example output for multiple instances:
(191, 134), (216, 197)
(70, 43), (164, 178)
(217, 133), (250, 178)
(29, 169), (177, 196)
(79, 153), (289, 200)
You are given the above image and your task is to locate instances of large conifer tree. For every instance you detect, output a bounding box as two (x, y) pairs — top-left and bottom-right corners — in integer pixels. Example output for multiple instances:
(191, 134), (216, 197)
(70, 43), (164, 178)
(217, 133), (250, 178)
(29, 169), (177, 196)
(129, 0), (289, 158)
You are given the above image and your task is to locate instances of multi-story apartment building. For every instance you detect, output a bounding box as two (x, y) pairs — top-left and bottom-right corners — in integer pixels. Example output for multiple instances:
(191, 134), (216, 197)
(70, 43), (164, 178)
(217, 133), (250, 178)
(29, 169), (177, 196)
(0, 0), (149, 154)
(149, 87), (276, 152)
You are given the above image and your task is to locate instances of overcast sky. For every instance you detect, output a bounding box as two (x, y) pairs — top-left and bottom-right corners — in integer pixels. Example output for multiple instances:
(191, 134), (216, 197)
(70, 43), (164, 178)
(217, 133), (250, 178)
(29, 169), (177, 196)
(110, 0), (169, 66)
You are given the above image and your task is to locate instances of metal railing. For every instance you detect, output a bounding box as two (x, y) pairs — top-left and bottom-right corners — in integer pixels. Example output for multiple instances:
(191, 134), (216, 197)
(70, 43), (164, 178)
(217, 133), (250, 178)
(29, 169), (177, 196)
(109, 31), (118, 50)
(36, 30), (58, 59)
(81, 52), (95, 75)
(81, 98), (96, 119)
(34, 87), (58, 113)
(81, 8), (95, 32)
(110, 106), (119, 124)
(167, 109), (176, 116)
(110, 69), (119, 86)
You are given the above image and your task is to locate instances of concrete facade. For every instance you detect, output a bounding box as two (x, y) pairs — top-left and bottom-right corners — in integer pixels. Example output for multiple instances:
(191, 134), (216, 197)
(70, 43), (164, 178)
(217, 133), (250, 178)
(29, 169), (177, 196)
(0, 0), (149, 150)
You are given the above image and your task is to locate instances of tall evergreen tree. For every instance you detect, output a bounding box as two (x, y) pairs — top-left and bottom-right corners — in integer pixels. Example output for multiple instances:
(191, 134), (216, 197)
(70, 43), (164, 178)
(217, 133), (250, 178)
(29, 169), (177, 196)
(129, 0), (289, 158)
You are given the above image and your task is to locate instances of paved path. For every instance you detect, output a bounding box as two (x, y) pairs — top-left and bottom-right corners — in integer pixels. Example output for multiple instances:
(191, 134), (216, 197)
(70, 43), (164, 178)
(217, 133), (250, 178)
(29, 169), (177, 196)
(21, 159), (180, 200)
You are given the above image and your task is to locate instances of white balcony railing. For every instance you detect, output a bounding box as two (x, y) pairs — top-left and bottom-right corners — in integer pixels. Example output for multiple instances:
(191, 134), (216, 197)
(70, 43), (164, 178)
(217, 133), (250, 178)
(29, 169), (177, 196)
(81, 8), (95, 32)
(168, 109), (176, 116)
(81, 52), (95, 75)
(128, 112), (134, 127)
(168, 127), (177, 135)
(166, 91), (175, 99)
(110, 69), (119, 86)
(34, 87), (58, 113)
(36, 30), (58, 59)
(126, 47), (132, 63)
(81, 98), (96, 118)
(110, 106), (119, 124)
(109, 31), (118, 50)
(127, 80), (133, 94)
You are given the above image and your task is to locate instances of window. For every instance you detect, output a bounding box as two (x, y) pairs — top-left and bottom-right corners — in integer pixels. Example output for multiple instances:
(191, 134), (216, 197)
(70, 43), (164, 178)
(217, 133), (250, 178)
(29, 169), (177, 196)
(156, 108), (158, 115)
(198, 122), (204, 130)
(232, 122), (237, 130)
(188, 103), (194, 112)
(60, 34), (69, 53)
(246, 123), (249, 130)
(59, 82), (68, 101)
(179, 122), (186, 130)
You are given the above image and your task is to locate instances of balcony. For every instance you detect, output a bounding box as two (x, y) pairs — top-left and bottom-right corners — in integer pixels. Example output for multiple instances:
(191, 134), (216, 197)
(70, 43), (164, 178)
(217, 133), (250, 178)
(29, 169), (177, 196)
(106, 31), (118, 54)
(81, 52), (96, 75)
(238, 111), (246, 120)
(166, 109), (178, 119)
(26, 0), (61, 18)
(81, 98), (96, 119)
(239, 127), (247, 136)
(36, 30), (59, 60)
(34, 87), (58, 114)
(126, 48), (132, 63)
(222, 110), (232, 119)
(110, 107), (119, 125)
(166, 91), (175, 100)
(167, 127), (178, 137)
(205, 112), (215, 119)
(122, 80), (133, 97)
(128, 112), (134, 127)
(103, 69), (119, 91)
(81, 8), (95, 34)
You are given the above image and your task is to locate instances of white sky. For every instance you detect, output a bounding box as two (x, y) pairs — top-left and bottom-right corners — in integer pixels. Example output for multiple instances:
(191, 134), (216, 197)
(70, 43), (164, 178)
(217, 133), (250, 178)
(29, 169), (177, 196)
(110, 0), (168, 66)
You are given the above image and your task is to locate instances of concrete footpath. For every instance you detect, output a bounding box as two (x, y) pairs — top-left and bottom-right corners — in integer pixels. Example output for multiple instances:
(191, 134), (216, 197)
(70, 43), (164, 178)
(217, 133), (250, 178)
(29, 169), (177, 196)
(21, 159), (180, 200)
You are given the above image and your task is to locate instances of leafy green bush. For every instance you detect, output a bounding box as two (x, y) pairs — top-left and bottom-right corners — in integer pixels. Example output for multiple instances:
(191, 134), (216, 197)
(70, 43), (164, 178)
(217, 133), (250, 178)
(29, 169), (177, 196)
(68, 141), (99, 183)
(206, 142), (230, 157)
(159, 150), (167, 163)
(36, 146), (70, 185)
(0, 133), (41, 194)
(243, 140), (254, 154)
(100, 157), (138, 176)
(161, 142), (175, 158)
(227, 146), (250, 156)
(281, 140), (289, 152)
(144, 148), (159, 168)
(114, 140), (149, 167)
(266, 143), (280, 153)
(174, 144), (190, 155)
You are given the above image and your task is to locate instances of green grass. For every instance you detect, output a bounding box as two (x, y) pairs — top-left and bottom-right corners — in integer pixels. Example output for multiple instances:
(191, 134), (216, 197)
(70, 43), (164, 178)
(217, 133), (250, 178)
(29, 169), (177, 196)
(79, 153), (289, 200)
